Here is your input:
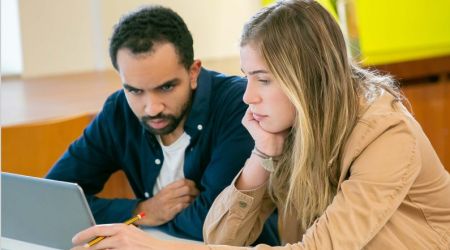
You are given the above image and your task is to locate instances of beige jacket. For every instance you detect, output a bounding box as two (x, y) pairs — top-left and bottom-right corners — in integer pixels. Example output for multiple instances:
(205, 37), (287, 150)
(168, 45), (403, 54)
(203, 94), (450, 249)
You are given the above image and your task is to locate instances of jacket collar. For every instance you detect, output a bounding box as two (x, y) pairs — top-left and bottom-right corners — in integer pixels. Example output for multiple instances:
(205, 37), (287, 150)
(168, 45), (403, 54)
(184, 68), (211, 137)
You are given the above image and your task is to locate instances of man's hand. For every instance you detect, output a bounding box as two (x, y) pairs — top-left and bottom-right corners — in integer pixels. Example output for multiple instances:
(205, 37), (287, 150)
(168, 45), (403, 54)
(134, 179), (200, 226)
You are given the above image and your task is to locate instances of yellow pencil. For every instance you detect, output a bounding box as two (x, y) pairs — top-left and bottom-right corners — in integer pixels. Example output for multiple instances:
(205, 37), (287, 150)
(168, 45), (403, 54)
(84, 212), (146, 248)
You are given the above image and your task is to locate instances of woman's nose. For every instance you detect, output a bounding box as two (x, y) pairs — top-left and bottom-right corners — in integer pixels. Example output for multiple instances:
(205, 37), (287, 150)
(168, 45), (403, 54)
(243, 80), (261, 105)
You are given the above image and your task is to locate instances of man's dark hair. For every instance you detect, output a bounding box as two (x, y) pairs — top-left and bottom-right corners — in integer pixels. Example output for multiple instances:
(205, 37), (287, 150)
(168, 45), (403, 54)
(109, 5), (194, 70)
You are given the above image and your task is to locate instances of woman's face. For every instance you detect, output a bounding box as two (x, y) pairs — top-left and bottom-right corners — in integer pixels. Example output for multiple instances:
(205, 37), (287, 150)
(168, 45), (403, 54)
(240, 44), (296, 133)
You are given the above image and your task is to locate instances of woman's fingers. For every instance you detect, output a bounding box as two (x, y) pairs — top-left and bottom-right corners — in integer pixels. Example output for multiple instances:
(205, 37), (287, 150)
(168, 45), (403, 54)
(72, 224), (124, 246)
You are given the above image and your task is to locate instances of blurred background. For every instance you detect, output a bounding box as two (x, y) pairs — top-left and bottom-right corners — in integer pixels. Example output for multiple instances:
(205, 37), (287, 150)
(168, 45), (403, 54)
(1, 0), (260, 78)
(1, 0), (449, 196)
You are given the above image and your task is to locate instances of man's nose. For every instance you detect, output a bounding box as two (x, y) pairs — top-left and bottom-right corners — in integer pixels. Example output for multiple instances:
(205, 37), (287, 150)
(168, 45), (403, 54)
(143, 95), (164, 117)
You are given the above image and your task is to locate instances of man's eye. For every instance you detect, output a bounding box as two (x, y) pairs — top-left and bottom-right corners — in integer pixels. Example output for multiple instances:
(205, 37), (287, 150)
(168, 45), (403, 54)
(160, 84), (174, 92)
(128, 89), (142, 95)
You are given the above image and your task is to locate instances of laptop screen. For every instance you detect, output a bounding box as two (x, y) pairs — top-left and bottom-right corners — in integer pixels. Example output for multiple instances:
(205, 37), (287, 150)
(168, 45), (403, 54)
(1, 172), (96, 249)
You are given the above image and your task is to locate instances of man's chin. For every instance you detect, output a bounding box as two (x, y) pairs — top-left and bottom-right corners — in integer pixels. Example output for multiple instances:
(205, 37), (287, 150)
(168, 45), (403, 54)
(149, 128), (171, 135)
(143, 123), (176, 135)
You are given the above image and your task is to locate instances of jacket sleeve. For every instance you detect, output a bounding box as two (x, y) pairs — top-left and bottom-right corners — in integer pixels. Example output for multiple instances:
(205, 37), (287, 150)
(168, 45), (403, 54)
(204, 172), (277, 246)
(204, 116), (422, 250)
(46, 94), (142, 224)
(155, 81), (257, 241)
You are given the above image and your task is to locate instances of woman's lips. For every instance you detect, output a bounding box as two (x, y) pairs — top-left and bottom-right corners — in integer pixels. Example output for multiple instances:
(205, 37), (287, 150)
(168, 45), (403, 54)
(252, 112), (267, 122)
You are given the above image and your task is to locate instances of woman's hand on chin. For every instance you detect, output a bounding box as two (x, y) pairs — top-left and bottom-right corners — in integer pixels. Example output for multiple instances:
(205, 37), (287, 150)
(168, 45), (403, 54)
(242, 107), (289, 157)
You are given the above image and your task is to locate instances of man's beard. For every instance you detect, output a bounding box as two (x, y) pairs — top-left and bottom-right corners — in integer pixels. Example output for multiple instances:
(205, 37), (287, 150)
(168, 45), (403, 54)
(140, 95), (192, 135)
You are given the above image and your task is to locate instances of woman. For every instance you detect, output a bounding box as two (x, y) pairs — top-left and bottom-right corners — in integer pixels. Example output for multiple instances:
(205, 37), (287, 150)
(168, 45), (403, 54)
(72, 0), (450, 249)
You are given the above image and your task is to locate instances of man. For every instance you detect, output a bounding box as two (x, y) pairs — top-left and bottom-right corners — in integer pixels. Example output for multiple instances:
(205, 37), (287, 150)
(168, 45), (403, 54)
(47, 5), (279, 244)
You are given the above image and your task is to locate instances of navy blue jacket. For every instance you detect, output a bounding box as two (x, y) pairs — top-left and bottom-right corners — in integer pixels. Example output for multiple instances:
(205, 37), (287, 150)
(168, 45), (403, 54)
(47, 68), (279, 244)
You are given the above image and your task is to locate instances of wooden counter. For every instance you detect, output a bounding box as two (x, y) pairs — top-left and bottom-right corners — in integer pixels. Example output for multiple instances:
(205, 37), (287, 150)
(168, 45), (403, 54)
(1, 70), (121, 126)
(1, 70), (133, 198)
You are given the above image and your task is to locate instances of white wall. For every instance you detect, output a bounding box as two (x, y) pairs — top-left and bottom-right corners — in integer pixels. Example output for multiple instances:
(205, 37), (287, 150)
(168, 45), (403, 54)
(18, 0), (261, 78)
(19, 0), (96, 78)
(1, 0), (23, 75)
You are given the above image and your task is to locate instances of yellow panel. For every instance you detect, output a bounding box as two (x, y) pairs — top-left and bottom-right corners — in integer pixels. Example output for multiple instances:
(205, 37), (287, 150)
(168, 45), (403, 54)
(316, 0), (338, 20)
(262, 0), (274, 6)
(355, 0), (450, 65)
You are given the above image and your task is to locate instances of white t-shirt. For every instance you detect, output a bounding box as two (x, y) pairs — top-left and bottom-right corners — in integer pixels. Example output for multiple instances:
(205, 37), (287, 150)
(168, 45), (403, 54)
(152, 132), (191, 195)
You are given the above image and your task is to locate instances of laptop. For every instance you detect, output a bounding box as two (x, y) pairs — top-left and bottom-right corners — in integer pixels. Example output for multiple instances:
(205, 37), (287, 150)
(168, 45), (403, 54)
(1, 172), (96, 249)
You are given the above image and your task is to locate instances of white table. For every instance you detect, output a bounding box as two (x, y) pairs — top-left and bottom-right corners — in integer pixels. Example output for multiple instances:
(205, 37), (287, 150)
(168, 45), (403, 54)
(143, 228), (203, 244)
(1, 237), (60, 250)
(1, 228), (202, 250)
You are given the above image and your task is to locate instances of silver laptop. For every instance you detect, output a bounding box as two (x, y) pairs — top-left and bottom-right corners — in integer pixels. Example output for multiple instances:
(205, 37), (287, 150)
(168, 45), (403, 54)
(1, 172), (96, 249)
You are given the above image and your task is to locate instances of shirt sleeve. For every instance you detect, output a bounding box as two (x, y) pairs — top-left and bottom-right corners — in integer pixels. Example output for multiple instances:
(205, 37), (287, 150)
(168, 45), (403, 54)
(205, 115), (422, 250)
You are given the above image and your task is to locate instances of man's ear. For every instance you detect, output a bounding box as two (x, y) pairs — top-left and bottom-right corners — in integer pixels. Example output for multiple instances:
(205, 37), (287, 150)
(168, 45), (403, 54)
(189, 60), (202, 89)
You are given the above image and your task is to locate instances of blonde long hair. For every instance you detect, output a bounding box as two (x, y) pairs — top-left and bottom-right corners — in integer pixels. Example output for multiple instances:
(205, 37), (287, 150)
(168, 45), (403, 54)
(241, 0), (401, 231)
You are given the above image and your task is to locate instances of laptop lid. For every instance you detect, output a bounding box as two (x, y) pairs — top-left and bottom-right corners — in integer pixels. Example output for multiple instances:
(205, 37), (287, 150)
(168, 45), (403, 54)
(1, 172), (96, 249)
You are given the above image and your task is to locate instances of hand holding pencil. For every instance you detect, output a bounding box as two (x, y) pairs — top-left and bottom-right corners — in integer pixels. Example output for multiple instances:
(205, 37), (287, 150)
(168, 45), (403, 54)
(72, 212), (146, 249)
(85, 212), (145, 247)
(72, 211), (208, 250)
